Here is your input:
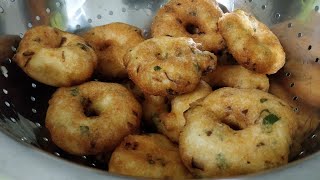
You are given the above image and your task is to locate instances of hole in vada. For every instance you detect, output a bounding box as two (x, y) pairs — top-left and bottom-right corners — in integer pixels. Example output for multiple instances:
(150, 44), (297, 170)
(185, 23), (201, 35)
(81, 97), (100, 117)
(221, 119), (242, 131)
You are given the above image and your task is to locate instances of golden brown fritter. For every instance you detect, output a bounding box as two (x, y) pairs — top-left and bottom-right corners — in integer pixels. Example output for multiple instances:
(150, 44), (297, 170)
(179, 87), (297, 177)
(218, 10), (285, 74)
(143, 81), (212, 143)
(45, 81), (142, 155)
(269, 81), (320, 158)
(151, 0), (225, 52)
(82, 22), (144, 79)
(202, 65), (269, 91)
(124, 36), (217, 96)
(109, 134), (192, 179)
(14, 26), (97, 87)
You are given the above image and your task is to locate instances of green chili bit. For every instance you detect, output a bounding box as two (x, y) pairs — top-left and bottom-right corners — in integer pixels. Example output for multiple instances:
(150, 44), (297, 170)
(70, 87), (79, 96)
(260, 98), (268, 103)
(193, 63), (200, 71)
(154, 66), (162, 71)
(263, 114), (280, 125)
(216, 153), (229, 170)
(80, 125), (89, 135)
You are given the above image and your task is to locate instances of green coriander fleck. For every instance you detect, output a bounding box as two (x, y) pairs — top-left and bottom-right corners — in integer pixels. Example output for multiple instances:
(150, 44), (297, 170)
(154, 66), (161, 71)
(70, 87), (79, 96)
(260, 98), (268, 103)
(80, 125), (89, 135)
(263, 114), (280, 125)
(216, 153), (229, 170)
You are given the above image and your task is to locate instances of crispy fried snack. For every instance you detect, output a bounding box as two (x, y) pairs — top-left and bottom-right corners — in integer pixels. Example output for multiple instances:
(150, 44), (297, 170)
(218, 10), (285, 74)
(124, 36), (217, 96)
(109, 134), (192, 179)
(180, 87), (297, 177)
(45, 81), (141, 155)
(82, 22), (144, 79)
(151, 0), (225, 52)
(14, 26), (97, 87)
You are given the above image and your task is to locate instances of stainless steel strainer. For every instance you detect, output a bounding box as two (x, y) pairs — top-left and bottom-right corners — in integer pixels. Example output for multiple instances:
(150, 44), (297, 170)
(0, 0), (319, 179)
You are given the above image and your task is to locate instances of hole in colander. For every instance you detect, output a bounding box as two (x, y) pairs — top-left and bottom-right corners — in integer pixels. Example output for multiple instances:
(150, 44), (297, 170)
(27, 22), (33, 28)
(2, 89), (8, 94)
(46, 8), (51, 14)
(298, 32), (303, 37)
(31, 83), (37, 88)
(10, 117), (16, 123)
(35, 123), (41, 127)
(293, 107), (299, 112)
(285, 72), (291, 77)
(315, 5), (319, 12)
(308, 45), (312, 50)
(122, 7), (126, 12)
(11, 46), (16, 52)
(0, 6), (4, 13)
(144, 9), (152, 16)
(76, 24), (81, 29)
(275, 13), (281, 19)
(248, 0), (252, 2)
(290, 82), (295, 87)
(21, 137), (28, 141)
(30, 96), (36, 102)
(288, 23), (292, 28)
(4, 101), (10, 107)
(35, 16), (41, 21)
(262, 5), (266, 10)
(42, 137), (49, 142)
(109, 11), (114, 15)
(56, 2), (61, 8)
(97, 14), (102, 19)
(1, 66), (8, 78)
(292, 96), (298, 101)
(88, 18), (92, 23)
(31, 108), (37, 113)
(316, 58), (319, 62)
(19, 33), (24, 38)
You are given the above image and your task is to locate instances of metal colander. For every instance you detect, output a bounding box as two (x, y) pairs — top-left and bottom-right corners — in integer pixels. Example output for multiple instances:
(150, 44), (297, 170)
(0, 0), (319, 179)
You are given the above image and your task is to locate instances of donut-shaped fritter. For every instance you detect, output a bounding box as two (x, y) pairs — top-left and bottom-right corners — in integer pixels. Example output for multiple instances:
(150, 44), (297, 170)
(218, 10), (285, 74)
(143, 81), (212, 142)
(202, 65), (269, 91)
(14, 26), (97, 87)
(45, 81), (141, 155)
(269, 81), (320, 158)
(109, 134), (192, 179)
(82, 23), (144, 79)
(124, 36), (217, 96)
(151, 0), (225, 52)
(180, 87), (297, 177)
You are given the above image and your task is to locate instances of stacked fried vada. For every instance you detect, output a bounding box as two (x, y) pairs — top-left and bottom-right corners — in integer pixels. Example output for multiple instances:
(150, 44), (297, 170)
(12, 0), (317, 178)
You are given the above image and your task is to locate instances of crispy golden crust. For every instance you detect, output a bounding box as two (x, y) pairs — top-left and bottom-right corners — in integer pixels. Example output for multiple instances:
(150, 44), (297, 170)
(143, 81), (212, 142)
(151, 0), (225, 52)
(218, 10), (285, 74)
(14, 26), (97, 87)
(45, 81), (142, 155)
(269, 81), (320, 158)
(109, 134), (192, 179)
(179, 87), (297, 177)
(82, 22), (144, 79)
(202, 65), (269, 91)
(124, 36), (217, 96)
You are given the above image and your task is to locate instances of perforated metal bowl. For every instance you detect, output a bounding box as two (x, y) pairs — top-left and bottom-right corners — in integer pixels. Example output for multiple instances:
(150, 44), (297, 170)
(0, 0), (320, 179)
